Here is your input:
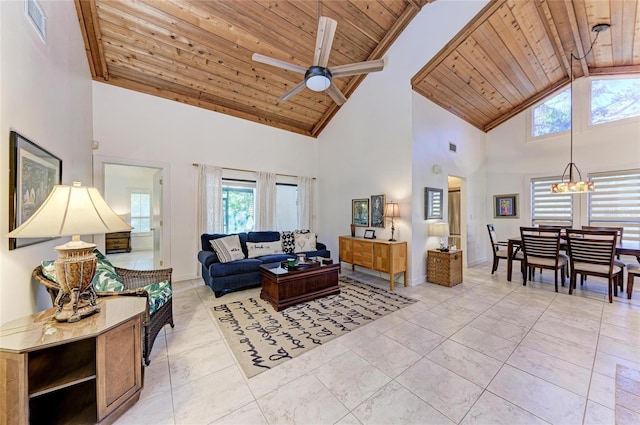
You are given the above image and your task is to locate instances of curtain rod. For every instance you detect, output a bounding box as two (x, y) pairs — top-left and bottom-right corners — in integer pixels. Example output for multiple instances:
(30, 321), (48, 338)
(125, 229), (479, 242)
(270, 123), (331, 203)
(192, 163), (315, 180)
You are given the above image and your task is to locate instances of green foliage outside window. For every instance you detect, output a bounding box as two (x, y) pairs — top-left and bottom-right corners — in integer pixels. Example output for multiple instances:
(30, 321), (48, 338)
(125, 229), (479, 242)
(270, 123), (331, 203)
(591, 79), (640, 125)
(532, 88), (571, 137)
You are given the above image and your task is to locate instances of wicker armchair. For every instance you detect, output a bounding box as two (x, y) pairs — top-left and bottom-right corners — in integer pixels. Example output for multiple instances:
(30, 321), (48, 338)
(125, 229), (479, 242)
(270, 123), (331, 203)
(33, 265), (174, 366)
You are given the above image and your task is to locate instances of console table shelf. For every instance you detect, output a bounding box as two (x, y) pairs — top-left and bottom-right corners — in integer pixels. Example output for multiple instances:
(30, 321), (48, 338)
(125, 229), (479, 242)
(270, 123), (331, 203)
(339, 236), (407, 291)
(0, 297), (146, 425)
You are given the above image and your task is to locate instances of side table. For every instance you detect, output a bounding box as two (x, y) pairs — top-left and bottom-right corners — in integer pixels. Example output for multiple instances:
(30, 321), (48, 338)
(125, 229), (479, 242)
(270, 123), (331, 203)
(427, 249), (463, 287)
(0, 297), (146, 424)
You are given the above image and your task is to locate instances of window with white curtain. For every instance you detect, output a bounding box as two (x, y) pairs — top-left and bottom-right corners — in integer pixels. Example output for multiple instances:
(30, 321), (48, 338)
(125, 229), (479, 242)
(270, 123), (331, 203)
(530, 176), (574, 226)
(276, 183), (297, 231)
(588, 169), (640, 243)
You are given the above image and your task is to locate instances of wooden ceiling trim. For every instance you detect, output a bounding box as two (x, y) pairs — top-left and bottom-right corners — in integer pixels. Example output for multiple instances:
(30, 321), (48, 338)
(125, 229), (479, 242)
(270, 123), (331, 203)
(562, 0), (590, 76)
(105, 71), (315, 136)
(430, 67), (498, 122)
(487, 4), (550, 90)
(615, 1), (636, 66)
(533, 0), (571, 78)
(485, 77), (569, 132)
(458, 36), (521, 106)
(589, 65), (640, 75)
(322, 2), (386, 44)
(75, 0), (108, 79)
(350, 1), (400, 29)
(411, 0), (504, 87)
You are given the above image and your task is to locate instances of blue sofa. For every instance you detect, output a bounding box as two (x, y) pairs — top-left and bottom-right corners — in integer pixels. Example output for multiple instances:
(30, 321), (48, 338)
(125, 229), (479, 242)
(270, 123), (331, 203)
(198, 231), (330, 297)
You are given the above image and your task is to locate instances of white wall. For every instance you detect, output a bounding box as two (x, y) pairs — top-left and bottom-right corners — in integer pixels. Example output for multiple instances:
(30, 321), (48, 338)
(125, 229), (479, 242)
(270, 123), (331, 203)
(92, 84), (318, 281)
(317, 0), (489, 285)
(486, 76), (640, 243)
(0, 0), (93, 324)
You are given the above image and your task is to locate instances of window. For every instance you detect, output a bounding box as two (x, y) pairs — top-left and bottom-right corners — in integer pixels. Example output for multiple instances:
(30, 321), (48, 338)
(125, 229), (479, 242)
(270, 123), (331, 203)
(532, 88), (571, 138)
(591, 78), (640, 125)
(130, 192), (151, 233)
(588, 169), (640, 243)
(531, 176), (573, 226)
(222, 179), (255, 233)
(276, 183), (297, 231)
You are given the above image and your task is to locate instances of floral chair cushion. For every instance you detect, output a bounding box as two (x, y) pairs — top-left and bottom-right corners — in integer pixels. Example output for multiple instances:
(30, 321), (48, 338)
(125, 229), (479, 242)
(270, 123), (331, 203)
(143, 279), (172, 315)
(41, 249), (125, 292)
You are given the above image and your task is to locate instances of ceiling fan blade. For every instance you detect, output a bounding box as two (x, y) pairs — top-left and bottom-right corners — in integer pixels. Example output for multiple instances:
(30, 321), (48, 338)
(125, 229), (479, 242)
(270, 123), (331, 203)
(252, 53), (307, 74)
(326, 84), (347, 106)
(330, 59), (385, 78)
(313, 17), (337, 68)
(279, 81), (307, 101)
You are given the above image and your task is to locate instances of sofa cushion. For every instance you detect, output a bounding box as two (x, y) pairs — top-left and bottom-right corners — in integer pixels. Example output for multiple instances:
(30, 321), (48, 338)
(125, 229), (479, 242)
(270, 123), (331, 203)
(209, 258), (263, 277)
(143, 279), (172, 315)
(210, 234), (245, 263)
(258, 253), (293, 264)
(247, 231), (281, 243)
(294, 232), (317, 253)
(247, 241), (283, 258)
(280, 231), (295, 254)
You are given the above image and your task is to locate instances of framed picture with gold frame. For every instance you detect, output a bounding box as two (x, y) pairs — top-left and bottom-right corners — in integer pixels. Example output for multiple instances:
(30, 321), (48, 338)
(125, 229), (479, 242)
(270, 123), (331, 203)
(352, 198), (369, 227)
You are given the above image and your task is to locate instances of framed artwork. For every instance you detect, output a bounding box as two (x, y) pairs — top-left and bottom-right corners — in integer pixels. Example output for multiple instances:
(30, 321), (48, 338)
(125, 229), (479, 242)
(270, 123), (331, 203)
(364, 229), (376, 239)
(493, 194), (519, 219)
(352, 198), (369, 227)
(9, 131), (62, 250)
(370, 194), (386, 228)
(425, 187), (443, 219)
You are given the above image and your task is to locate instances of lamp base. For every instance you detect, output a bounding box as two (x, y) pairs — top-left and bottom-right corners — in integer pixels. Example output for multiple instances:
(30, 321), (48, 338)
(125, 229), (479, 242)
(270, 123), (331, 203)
(53, 240), (100, 322)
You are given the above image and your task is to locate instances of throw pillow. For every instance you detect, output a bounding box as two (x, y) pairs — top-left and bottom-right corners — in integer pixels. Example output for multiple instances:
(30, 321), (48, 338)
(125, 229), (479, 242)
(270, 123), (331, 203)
(210, 234), (245, 263)
(280, 231), (295, 254)
(247, 241), (283, 258)
(294, 232), (317, 253)
(142, 280), (172, 315)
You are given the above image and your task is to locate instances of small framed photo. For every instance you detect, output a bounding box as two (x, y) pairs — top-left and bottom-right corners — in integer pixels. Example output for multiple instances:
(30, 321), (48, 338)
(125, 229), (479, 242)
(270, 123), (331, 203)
(352, 198), (369, 227)
(370, 194), (385, 228)
(9, 131), (62, 250)
(425, 187), (443, 220)
(493, 194), (519, 219)
(364, 229), (376, 239)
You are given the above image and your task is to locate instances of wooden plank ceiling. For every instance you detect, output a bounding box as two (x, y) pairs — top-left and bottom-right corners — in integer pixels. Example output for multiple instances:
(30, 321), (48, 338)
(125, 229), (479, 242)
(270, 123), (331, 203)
(412, 0), (640, 133)
(75, 0), (431, 137)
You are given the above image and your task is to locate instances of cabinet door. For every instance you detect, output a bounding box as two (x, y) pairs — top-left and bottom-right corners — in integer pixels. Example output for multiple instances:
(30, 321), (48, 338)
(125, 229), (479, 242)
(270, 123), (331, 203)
(96, 316), (142, 420)
(373, 243), (390, 272)
(339, 238), (353, 263)
(352, 240), (373, 268)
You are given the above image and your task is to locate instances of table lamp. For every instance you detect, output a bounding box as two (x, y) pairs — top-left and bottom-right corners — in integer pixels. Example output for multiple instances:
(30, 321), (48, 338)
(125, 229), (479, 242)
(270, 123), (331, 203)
(428, 222), (450, 251)
(7, 182), (132, 322)
(384, 202), (399, 241)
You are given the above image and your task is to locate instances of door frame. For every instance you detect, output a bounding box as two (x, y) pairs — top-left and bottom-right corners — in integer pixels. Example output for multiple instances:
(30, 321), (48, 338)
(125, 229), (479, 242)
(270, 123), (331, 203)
(93, 154), (171, 267)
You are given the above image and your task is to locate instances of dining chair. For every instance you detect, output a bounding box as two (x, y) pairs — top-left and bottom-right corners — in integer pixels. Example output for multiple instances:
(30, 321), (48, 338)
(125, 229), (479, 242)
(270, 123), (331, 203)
(519, 227), (567, 292)
(565, 229), (623, 303)
(579, 226), (626, 291)
(487, 224), (524, 275)
(627, 263), (640, 299)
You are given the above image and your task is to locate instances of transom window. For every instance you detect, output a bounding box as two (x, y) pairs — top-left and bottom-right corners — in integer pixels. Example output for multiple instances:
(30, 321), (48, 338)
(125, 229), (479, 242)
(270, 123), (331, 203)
(531, 88), (571, 138)
(130, 192), (151, 233)
(591, 78), (640, 126)
(531, 176), (573, 226)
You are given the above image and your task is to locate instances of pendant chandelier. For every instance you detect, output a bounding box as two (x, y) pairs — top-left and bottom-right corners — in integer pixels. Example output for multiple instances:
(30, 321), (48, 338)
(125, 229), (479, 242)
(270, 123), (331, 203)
(551, 23), (610, 194)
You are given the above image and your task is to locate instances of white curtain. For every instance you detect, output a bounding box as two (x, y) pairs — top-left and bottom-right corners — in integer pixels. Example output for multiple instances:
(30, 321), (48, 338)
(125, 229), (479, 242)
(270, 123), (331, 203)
(197, 165), (223, 236)
(255, 171), (276, 230)
(297, 176), (315, 231)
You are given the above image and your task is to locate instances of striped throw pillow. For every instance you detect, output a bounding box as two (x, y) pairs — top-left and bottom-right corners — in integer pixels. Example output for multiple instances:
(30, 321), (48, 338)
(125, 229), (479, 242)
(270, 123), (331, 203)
(210, 235), (245, 263)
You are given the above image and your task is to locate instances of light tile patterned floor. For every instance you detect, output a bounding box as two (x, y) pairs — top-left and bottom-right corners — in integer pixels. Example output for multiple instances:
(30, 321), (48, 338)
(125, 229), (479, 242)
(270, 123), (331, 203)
(114, 261), (640, 425)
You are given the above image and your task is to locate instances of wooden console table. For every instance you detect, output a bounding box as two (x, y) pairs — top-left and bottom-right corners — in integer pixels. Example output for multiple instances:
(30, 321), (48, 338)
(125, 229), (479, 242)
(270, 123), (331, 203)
(0, 297), (146, 424)
(339, 236), (407, 291)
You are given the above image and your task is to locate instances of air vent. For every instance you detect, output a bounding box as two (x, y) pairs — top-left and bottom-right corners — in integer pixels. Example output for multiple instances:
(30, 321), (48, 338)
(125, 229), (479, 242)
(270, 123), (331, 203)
(25, 0), (46, 42)
(449, 142), (457, 153)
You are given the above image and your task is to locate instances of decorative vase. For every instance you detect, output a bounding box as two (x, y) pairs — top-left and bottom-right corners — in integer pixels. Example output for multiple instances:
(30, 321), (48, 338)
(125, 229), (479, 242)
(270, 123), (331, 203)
(350, 224), (356, 237)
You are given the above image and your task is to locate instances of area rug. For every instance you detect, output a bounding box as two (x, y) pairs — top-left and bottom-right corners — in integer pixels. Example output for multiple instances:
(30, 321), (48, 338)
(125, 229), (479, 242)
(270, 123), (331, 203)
(211, 276), (418, 378)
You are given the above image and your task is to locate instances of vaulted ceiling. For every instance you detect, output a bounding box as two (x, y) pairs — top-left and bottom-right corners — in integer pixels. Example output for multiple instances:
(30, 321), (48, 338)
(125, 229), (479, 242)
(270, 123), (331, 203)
(75, 0), (640, 137)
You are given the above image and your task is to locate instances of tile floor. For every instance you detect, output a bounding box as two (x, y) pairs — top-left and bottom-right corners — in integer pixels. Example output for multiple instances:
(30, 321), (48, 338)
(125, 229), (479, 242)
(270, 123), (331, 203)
(114, 260), (640, 425)
(107, 250), (153, 270)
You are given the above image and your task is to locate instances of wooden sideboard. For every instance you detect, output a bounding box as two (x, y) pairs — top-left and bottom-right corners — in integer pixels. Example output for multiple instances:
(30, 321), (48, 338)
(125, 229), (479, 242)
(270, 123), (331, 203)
(106, 231), (132, 254)
(339, 236), (407, 291)
(0, 297), (146, 425)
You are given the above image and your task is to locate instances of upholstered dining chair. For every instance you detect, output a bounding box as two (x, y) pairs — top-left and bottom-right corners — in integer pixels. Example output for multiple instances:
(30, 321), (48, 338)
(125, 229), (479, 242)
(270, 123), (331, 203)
(565, 229), (623, 303)
(519, 227), (567, 292)
(579, 226), (626, 290)
(487, 224), (524, 275)
(627, 263), (640, 299)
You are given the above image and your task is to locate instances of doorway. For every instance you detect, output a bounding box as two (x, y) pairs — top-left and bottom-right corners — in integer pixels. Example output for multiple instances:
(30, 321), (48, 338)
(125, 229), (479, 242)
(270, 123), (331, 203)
(448, 176), (466, 256)
(93, 155), (170, 270)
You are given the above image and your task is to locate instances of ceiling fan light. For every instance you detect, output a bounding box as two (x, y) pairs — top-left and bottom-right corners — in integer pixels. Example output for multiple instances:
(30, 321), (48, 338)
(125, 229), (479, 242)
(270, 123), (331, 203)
(305, 66), (332, 91)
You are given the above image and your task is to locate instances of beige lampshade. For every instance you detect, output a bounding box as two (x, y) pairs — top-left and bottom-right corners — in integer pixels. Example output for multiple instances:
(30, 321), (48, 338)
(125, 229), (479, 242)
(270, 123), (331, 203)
(7, 182), (132, 238)
(384, 202), (399, 218)
(428, 222), (450, 237)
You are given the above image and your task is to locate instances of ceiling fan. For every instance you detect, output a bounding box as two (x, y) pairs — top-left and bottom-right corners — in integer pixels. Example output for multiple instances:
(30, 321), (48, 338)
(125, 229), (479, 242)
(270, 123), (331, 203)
(252, 16), (385, 106)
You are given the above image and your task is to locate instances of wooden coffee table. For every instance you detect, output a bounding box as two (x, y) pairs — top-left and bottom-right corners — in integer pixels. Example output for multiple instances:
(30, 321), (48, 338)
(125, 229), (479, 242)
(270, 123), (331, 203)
(260, 262), (340, 311)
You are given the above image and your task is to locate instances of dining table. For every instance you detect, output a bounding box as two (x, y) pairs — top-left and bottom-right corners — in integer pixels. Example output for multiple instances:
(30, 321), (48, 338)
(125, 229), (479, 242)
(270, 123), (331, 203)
(506, 236), (640, 281)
